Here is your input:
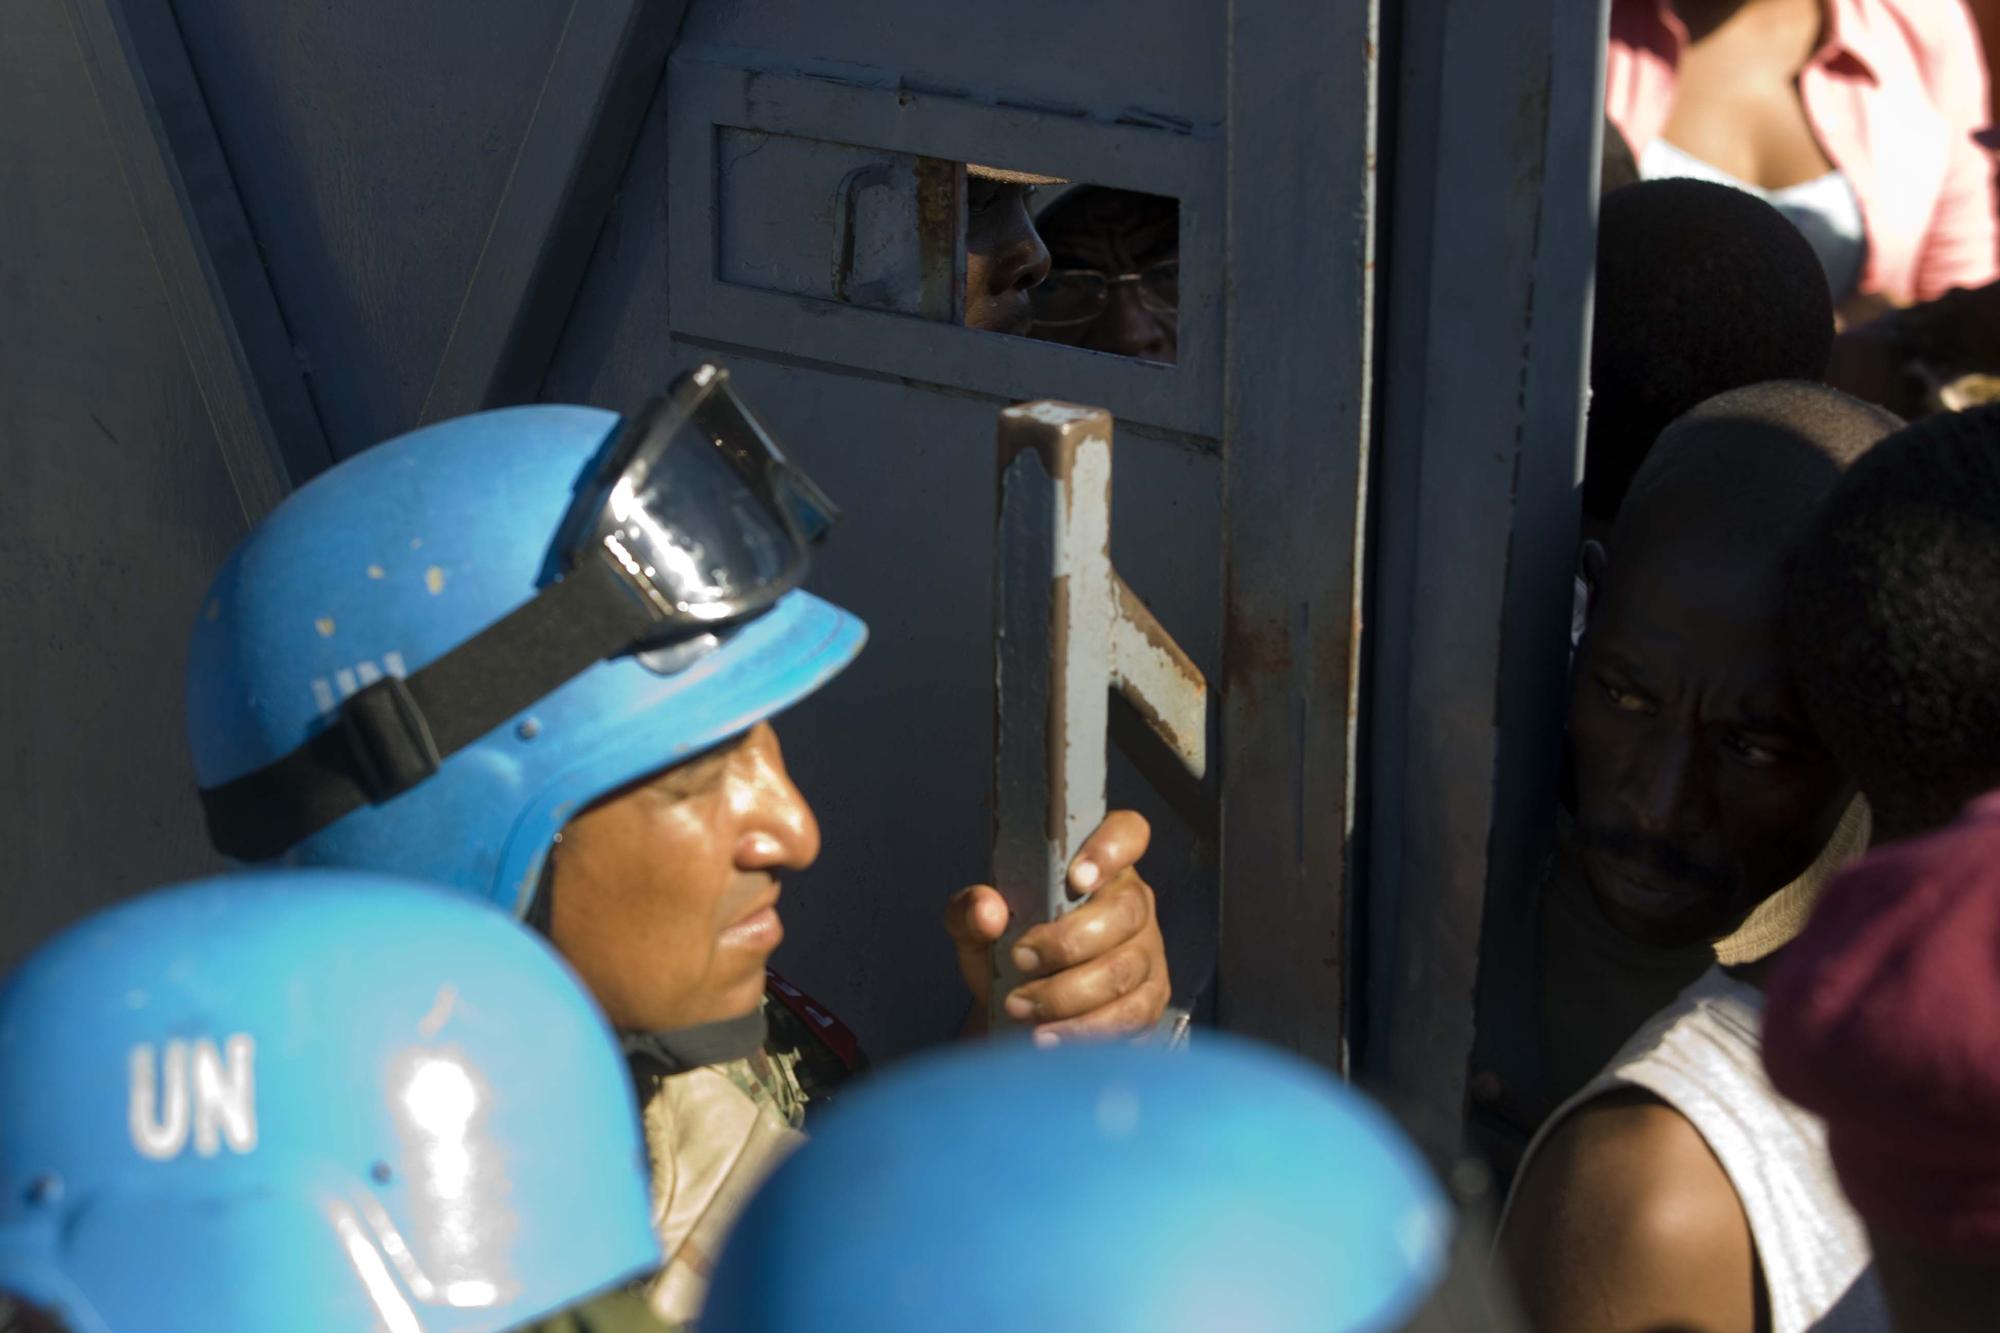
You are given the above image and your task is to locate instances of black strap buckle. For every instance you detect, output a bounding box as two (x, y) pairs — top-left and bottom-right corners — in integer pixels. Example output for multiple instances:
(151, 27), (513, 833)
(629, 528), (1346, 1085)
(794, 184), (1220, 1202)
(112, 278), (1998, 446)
(199, 554), (660, 861)
(338, 676), (442, 801)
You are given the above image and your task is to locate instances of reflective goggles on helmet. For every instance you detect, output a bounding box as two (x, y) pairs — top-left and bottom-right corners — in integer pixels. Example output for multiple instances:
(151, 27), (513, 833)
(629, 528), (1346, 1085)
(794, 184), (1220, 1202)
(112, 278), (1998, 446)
(552, 362), (839, 630)
(200, 364), (836, 863)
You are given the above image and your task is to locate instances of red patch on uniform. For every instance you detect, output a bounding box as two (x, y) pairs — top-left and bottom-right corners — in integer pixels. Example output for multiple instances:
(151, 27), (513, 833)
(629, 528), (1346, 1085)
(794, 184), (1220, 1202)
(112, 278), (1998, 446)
(765, 970), (862, 1070)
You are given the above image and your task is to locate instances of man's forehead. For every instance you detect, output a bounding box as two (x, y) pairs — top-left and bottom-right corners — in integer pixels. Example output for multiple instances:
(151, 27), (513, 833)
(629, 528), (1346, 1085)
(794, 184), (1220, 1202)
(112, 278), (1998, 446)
(1607, 502), (1792, 603)
(1592, 529), (1792, 672)
(1044, 198), (1176, 247)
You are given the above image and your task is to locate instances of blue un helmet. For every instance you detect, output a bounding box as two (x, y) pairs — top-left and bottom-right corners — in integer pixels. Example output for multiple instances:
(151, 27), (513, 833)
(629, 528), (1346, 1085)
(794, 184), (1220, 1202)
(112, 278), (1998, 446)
(185, 365), (866, 911)
(703, 1036), (1456, 1332)
(0, 871), (660, 1332)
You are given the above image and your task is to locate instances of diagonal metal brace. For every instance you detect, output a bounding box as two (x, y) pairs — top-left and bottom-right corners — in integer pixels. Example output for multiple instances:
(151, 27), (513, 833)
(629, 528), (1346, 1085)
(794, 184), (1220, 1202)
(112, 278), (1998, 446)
(989, 401), (1208, 1031)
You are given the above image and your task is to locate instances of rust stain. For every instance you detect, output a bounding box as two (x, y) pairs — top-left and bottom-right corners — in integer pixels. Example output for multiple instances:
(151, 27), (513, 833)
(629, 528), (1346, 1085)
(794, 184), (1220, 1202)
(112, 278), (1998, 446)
(1224, 608), (1293, 686)
(914, 155), (960, 318)
(1113, 577), (1204, 757)
(1119, 681), (1185, 759)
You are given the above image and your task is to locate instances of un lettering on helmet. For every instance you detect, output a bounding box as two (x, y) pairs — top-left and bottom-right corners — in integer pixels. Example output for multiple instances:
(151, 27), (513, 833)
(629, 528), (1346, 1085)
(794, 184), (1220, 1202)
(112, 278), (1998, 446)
(127, 1035), (257, 1161)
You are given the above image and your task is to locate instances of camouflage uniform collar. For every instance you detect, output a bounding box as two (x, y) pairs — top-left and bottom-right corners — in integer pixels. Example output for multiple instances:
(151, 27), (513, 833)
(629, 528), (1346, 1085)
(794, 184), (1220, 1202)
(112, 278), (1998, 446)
(622, 1007), (769, 1076)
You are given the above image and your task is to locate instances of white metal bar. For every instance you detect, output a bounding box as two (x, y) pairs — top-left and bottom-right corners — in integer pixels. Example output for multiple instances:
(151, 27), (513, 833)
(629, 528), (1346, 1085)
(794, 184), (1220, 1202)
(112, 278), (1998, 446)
(990, 400), (1210, 1032)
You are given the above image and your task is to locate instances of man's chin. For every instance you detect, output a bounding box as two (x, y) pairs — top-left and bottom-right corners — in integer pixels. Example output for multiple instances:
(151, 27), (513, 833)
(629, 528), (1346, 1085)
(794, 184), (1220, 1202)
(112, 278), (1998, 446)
(1583, 864), (1733, 948)
(715, 956), (777, 1014)
(651, 977), (767, 1035)
(1593, 894), (1717, 949)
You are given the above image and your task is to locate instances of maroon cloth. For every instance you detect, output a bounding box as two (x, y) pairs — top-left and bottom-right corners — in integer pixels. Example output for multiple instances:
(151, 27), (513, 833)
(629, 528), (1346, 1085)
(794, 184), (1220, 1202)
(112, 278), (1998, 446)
(1764, 791), (2000, 1261)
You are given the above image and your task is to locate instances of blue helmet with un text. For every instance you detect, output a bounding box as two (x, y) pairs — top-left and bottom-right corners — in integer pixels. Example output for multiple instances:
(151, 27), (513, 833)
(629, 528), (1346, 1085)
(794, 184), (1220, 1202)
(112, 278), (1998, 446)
(184, 365), (866, 913)
(0, 871), (659, 1332)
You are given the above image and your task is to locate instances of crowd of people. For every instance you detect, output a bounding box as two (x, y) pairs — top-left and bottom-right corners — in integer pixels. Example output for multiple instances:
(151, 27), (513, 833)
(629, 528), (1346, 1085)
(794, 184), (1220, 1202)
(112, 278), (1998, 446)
(1484, 3), (2000, 1327)
(6, 0), (2000, 1328)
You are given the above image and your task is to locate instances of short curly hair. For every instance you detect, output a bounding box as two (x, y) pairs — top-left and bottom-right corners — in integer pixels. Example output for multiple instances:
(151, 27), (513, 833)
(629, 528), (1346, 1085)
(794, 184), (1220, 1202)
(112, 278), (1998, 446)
(1786, 404), (2000, 837)
(1585, 179), (1836, 522)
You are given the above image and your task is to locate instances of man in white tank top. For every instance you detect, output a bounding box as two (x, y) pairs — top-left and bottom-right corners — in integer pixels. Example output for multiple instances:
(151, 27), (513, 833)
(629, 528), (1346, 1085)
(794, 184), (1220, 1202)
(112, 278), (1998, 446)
(1497, 383), (1900, 1333)
(1465, 187), (1850, 1164)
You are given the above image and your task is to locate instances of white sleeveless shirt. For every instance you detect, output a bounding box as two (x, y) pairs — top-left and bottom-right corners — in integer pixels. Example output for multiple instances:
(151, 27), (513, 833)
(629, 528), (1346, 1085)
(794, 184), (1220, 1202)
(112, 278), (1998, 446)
(1509, 968), (1889, 1333)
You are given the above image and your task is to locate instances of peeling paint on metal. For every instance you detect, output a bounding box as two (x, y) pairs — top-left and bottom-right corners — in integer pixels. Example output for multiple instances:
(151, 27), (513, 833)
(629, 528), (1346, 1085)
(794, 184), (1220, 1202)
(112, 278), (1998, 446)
(1110, 575), (1208, 779)
(993, 401), (1104, 492)
(1008, 401), (1102, 428)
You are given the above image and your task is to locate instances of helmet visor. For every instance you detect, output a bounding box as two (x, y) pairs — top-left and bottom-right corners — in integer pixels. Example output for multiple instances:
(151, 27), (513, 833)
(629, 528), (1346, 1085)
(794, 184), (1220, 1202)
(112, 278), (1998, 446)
(564, 366), (838, 640)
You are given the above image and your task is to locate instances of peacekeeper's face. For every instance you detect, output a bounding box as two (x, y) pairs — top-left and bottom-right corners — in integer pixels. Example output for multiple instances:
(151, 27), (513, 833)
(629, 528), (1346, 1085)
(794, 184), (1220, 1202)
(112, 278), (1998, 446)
(545, 722), (819, 1031)
(1568, 511), (1851, 948)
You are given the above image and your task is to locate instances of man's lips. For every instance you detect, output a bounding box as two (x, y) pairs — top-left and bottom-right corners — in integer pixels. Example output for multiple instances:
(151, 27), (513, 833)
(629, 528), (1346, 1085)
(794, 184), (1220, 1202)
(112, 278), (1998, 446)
(1592, 862), (1713, 921)
(718, 887), (783, 950)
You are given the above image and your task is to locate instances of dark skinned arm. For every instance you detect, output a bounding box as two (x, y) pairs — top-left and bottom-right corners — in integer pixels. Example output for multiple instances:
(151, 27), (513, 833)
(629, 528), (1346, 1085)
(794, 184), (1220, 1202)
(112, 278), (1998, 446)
(1496, 1089), (1762, 1333)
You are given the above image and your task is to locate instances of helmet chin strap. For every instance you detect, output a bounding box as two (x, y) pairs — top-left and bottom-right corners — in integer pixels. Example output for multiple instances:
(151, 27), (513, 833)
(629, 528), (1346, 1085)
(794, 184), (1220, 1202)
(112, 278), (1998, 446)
(523, 857), (557, 937)
(623, 1008), (771, 1075)
(199, 554), (726, 863)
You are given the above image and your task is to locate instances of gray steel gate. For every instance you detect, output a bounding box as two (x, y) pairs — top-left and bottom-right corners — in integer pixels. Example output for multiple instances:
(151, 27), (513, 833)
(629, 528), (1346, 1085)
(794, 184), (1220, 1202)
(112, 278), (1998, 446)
(1, 0), (1604, 1157)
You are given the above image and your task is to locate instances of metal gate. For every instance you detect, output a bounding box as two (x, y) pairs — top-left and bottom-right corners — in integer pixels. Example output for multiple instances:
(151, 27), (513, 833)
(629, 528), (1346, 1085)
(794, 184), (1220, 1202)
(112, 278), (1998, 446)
(1, 0), (1604, 1157)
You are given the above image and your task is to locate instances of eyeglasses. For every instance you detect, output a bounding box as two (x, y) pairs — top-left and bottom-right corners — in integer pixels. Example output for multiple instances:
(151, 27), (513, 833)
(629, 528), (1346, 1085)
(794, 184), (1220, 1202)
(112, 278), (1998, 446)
(1030, 259), (1179, 328)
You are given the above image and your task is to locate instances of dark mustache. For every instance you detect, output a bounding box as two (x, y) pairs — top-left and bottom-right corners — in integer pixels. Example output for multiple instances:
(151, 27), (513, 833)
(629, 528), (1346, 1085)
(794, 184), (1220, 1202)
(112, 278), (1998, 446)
(1571, 822), (1739, 896)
